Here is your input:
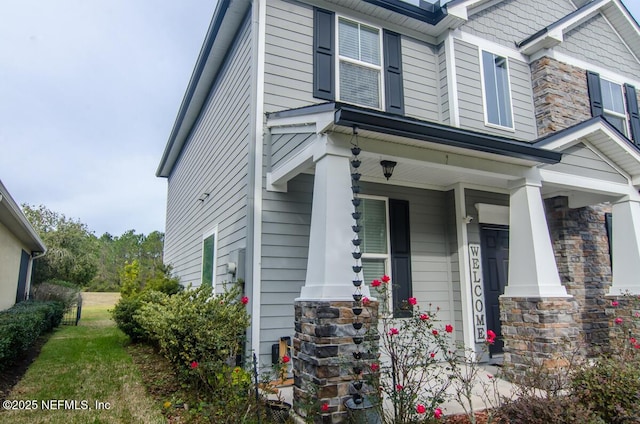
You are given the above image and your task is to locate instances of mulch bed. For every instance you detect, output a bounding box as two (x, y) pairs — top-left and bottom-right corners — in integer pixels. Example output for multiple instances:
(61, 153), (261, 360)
(0, 333), (52, 402)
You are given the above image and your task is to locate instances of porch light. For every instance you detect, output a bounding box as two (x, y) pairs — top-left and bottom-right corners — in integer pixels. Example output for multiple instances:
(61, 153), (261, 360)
(380, 160), (397, 180)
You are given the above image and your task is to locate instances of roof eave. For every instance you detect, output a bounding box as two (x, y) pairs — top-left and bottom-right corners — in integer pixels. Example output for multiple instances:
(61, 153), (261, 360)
(0, 180), (46, 253)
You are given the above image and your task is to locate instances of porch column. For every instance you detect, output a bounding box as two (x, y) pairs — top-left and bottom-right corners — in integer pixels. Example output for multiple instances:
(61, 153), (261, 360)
(504, 178), (568, 297)
(609, 198), (640, 294)
(298, 147), (370, 300)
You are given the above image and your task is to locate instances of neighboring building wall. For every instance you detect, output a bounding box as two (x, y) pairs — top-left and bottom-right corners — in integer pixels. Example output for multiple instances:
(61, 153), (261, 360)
(164, 17), (252, 289)
(545, 197), (612, 352)
(461, 0), (576, 48)
(0, 221), (23, 310)
(530, 57), (591, 136)
(555, 13), (640, 78)
(454, 39), (538, 140)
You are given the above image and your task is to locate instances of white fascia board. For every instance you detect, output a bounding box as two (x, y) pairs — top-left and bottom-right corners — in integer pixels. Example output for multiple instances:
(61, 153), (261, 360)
(266, 110), (335, 133)
(539, 169), (635, 196)
(455, 30), (528, 63)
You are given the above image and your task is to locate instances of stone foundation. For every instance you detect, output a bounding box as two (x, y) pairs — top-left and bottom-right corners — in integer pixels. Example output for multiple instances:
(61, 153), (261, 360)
(500, 296), (580, 384)
(293, 300), (378, 423)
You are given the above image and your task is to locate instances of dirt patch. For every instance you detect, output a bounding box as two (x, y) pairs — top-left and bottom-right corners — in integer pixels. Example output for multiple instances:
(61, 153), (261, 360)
(81, 292), (120, 308)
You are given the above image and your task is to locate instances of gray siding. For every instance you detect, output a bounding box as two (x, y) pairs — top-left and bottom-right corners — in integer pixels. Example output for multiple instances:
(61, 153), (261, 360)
(270, 132), (315, 169)
(402, 36), (440, 122)
(556, 13), (640, 78)
(259, 174), (313, 364)
(455, 39), (538, 140)
(542, 143), (628, 184)
(360, 183), (456, 326)
(461, 0), (576, 48)
(164, 17), (252, 290)
(264, 0), (316, 113)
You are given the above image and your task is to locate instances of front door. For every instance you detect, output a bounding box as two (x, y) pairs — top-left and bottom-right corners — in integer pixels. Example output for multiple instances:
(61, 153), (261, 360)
(480, 226), (509, 355)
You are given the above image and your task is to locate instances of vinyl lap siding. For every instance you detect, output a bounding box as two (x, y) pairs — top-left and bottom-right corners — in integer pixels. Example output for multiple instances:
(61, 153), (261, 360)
(455, 39), (537, 141)
(270, 132), (315, 169)
(461, 0), (576, 48)
(259, 174), (313, 364)
(264, 0), (316, 113)
(402, 36), (439, 122)
(542, 143), (627, 184)
(555, 13), (640, 78)
(164, 18), (252, 290)
(438, 43), (449, 125)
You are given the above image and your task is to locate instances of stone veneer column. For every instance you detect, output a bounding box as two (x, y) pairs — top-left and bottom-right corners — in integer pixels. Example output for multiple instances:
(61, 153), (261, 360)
(293, 300), (378, 423)
(501, 178), (579, 383)
(545, 196), (612, 352)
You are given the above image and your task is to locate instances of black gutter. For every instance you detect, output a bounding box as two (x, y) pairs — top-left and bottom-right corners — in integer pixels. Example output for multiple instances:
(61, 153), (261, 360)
(361, 0), (447, 24)
(333, 104), (562, 164)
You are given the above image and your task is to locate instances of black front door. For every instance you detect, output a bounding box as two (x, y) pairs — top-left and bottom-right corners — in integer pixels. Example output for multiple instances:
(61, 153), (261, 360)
(480, 226), (509, 355)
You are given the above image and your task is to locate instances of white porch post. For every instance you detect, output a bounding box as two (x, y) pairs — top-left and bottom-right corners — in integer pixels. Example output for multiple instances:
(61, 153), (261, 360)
(504, 178), (568, 297)
(609, 198), (640, 294)
(298, 146), (370, 300)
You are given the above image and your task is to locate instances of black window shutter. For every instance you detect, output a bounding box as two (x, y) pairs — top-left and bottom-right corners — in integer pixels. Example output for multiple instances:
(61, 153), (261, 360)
(313, 8), (335, 101)
(389, 199), (412, 318)
(383, 30), (404, 115)
(586, 70), (603, 117)
(624, 83), (640, 144)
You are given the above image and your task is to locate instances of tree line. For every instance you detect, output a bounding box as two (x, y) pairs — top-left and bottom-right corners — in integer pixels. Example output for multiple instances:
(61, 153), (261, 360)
(22, 204), (169, 291)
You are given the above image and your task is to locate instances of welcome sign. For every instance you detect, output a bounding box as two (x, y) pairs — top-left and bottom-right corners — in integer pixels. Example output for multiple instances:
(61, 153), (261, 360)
(469, 244), (487, 343)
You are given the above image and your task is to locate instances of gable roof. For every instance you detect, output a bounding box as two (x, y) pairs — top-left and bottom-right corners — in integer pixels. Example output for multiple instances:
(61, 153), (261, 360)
(534, 116), (640, 183)
(0, 180), (46, 253)
(516, 0), (640, 60)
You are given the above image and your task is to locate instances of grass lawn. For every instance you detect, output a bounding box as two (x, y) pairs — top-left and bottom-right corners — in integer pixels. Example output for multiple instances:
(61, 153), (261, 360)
(0, 293), (166, 424)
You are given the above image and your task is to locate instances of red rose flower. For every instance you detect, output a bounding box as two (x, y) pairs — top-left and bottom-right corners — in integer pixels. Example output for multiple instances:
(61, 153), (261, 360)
(282, 355), (290, 363)
(362, 296), (370, 305)
(445, 324), (453, 333)
(321, 403), (329, 412)
(416, 404), (426, 414)
(408, 297), (417, 306)
(486, 329), (496, 344)
(371, 279), (381, 287)
(434, 408), (443, 419)
(190, 361), (198, 369)
(389, 328), (399, 336)
(381, 275), (390, 283)
(430, 352), (436, 358)
(432, 329), (439, 336)
(395, 384), (403, 391)
(615, 317), (623, 325)
(241, 296), (249, 305)
(370, 363), (380, 372)
(419, 313), (429, 321)
(612, 300), (619, 307)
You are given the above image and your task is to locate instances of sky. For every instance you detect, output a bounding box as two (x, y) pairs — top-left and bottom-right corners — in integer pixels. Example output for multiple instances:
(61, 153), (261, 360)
(1, 0), (639, 237)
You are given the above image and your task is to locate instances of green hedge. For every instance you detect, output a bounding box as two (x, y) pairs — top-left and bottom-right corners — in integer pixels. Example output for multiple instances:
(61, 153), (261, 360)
(0, 301), (65, 370)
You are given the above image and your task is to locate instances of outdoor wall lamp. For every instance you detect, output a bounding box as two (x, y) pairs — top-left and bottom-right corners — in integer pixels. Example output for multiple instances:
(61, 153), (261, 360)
(380, 160), (397, 180)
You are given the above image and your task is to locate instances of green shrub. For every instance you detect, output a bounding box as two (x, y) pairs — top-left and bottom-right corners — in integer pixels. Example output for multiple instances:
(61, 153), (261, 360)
(571, 357), (640, 423)
(111, 290), (168, 343)
(497, 395), (604, 424)
(0, 301), (64, 370)
(31, 280), (80, 310)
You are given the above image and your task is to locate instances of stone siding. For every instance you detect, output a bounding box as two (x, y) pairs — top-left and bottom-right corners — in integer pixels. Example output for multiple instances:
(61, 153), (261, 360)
(545, 196), (612, 353)
(531, 57), (591, 137)
(500, 296), (580, 384)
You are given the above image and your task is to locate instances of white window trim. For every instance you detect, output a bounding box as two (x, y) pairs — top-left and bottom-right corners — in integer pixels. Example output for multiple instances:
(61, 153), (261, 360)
(202, 226), (218, 293)
(359, 194), (392, 311)
(335, 15), (385, 110)
(479, 48), (515, 131)
(601, 76), (630, 136)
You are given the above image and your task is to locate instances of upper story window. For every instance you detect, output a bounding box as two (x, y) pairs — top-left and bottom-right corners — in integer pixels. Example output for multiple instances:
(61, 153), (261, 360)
(338, 18), (383, 109)
(601, 78), (628, 136)
(313, 8), (405, 115)
(587, 70), (640, 144)
(481, 50), (514, 129)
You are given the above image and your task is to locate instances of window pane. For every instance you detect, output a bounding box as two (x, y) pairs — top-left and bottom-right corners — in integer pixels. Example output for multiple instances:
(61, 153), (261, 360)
(601, 79), (625, 114)
(339, 19), (359, 60)
(361, 198), (387, 254)
(202, 234), (215, 286)
(362, 258), (386, 287)
(482, 51), (512, 127)
(604, 113), (627, 135)
(339, 61), (380, 108)
(360, 25), (380, 65)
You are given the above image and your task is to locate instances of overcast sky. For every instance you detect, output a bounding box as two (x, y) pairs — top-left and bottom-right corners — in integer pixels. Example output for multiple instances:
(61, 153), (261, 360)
(1, 1), (639, 237)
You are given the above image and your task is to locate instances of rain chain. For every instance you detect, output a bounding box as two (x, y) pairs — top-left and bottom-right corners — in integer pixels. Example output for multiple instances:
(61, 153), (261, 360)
(349, 127), (366, 405)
